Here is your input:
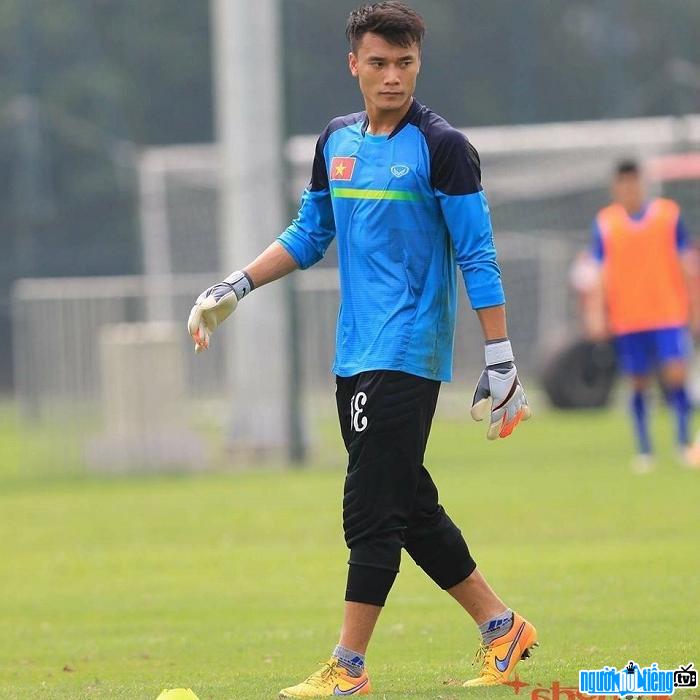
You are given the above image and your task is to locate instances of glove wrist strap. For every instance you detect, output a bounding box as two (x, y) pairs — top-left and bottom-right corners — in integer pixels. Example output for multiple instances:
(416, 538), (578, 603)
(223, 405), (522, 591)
(224, 270), (254, 300)
(485, 338), (514, 366)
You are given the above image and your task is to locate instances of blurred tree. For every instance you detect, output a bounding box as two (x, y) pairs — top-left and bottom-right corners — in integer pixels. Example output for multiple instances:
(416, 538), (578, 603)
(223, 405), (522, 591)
(283, 0), (700, 133)
(0, 0), (213, 387)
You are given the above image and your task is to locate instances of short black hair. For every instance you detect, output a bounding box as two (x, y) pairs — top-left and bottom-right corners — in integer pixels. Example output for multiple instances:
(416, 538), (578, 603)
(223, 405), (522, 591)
(615, 159), (640, 177)
(346, 2), (426, 53)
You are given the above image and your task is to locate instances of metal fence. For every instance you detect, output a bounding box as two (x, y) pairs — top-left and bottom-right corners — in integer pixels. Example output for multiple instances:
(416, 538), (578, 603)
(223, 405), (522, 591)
(10, 231), (577, 473)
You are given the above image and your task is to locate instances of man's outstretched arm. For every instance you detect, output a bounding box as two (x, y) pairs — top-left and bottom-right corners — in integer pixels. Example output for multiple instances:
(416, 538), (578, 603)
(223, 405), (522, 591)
(188, 126), (337, 353)
(244, 241), (299, 288)
(187, 242), (299, 353)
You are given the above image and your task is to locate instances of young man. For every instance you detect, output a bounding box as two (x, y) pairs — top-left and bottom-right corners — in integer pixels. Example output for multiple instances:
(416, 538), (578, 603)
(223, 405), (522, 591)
(589, 160), (699, 472)
(188, 2), (535, 695)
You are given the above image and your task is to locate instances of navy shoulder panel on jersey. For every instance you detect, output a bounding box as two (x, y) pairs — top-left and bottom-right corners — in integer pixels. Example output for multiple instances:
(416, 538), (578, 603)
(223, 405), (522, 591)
(309, 112), (366, 191)
(408, 101), (482, 196)
(324, 111), (367, 140)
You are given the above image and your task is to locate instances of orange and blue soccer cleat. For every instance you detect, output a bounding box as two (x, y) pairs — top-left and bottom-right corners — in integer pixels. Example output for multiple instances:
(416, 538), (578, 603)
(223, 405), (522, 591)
(463, 612), (538, 687)
(279, 657), (371, 698)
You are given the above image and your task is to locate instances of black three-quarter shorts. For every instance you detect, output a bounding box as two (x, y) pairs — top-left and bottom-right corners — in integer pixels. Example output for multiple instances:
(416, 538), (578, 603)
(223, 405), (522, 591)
(335, 370), (476, 604)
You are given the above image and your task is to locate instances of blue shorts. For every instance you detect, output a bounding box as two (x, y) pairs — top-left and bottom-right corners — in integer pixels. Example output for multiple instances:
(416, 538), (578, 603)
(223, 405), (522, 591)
(614, 327), (691, 376)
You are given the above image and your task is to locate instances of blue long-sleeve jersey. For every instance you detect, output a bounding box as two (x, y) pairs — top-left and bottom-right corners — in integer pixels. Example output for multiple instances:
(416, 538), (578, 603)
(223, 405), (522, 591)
(277, 99), (504, 382)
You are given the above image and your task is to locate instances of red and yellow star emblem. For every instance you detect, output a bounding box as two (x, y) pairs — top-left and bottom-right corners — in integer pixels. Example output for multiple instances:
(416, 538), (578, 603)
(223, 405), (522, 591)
(330, 156), (356, 181)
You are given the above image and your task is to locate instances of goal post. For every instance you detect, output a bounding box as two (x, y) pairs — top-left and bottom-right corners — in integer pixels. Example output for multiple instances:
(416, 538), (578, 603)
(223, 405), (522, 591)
(96, 112), (692, 469)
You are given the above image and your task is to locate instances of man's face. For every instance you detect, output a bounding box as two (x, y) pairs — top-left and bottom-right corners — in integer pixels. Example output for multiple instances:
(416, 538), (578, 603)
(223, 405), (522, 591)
(348, 32), (421, 114)
(612, 172), (646, 213)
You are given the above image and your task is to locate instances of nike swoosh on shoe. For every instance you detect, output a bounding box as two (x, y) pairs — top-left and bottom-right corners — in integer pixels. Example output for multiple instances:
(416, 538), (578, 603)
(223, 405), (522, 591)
(494, 622), (526, 673)
(333, 677), (369, 695)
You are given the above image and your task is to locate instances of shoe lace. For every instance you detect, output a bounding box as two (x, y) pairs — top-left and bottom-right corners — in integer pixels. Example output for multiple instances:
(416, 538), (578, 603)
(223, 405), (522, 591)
(306, 659), (342, 688)
(472, 642), (500, 681)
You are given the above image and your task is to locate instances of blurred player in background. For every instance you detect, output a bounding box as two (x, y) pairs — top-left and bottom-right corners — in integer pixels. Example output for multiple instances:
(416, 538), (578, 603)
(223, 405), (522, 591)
(188, 2), (536, 696)
(586, 160), (700, 472)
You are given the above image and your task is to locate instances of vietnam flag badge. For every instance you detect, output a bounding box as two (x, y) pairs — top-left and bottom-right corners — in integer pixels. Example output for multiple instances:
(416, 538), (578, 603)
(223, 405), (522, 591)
(330, 156), (356, 181)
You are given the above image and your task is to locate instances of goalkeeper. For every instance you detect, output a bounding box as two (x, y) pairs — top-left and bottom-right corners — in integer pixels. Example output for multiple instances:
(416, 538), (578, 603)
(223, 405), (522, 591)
(188, 2), (534, 696)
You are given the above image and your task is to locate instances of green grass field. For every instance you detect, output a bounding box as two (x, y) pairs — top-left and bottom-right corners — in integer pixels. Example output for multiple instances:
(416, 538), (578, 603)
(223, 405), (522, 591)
(1, 407), (699, 699)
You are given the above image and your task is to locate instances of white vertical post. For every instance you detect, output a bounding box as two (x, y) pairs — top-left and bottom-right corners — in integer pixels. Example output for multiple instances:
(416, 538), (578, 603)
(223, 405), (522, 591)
(138, 153), (174, 321)
(211, 0), (291, 454)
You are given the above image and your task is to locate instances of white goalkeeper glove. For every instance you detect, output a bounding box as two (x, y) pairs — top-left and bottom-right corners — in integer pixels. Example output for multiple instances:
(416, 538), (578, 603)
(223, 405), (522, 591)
(471, 338), (531, 440)
(187, 271), (253, 353)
